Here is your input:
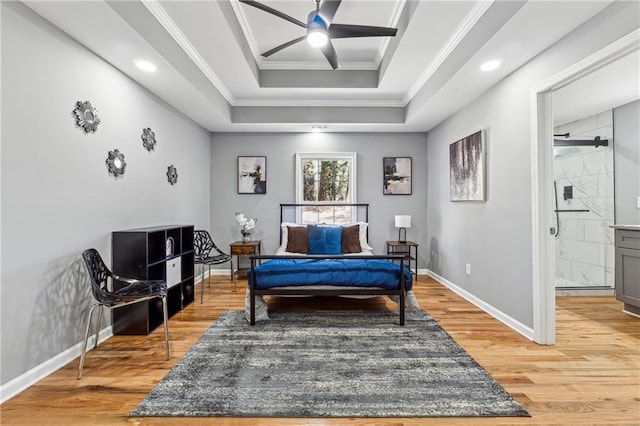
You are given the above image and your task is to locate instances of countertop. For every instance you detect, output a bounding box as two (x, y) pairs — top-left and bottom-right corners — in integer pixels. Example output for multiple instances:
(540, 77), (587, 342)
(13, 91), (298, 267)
(610, 225), (640, 230)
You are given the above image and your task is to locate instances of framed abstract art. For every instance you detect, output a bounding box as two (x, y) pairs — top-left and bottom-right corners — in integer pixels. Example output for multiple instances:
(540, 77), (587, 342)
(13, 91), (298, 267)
(383, 157), (412, 195)
(238, 156), (267, 194)
(449, 130), (485, 201)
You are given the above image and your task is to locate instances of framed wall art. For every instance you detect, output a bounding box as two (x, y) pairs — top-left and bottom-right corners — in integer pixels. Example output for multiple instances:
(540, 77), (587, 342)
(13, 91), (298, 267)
(238, 156), (267, 194)
(383, 157), (412, 195)
(449, 130), (485, 201)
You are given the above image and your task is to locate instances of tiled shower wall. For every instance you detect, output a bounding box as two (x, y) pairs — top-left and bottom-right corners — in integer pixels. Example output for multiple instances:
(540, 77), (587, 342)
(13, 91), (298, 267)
(554, 110), (614, 288)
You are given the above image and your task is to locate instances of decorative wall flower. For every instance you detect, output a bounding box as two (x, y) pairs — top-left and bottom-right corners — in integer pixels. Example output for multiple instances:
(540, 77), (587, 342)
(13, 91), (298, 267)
(72, 101), (101, 134)
(106, 149), (126, 177)
(141, 128), (156, 151)
(167, 164), (178, 185)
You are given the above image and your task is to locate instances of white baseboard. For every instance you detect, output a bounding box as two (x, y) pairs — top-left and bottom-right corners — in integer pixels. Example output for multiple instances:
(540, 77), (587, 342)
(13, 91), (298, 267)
(0, 326), (113, 404)
(425, 270), (534, 341)
(2, 267), (229, 403)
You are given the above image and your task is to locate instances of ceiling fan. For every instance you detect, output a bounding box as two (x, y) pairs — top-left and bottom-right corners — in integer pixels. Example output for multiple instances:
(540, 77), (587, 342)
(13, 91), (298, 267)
(239, 0), (398, 69)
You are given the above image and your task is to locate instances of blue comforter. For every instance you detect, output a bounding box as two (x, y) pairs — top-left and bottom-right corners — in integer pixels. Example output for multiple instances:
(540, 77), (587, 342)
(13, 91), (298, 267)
(250, 258), (412, 291)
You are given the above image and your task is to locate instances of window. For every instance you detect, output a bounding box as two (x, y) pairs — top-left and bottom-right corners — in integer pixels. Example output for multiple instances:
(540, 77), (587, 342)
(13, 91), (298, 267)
(295, 152), (357, 224)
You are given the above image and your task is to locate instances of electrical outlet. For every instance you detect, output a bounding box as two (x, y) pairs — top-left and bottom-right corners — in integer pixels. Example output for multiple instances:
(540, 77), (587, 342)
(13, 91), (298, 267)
(465, 263), (471, 276)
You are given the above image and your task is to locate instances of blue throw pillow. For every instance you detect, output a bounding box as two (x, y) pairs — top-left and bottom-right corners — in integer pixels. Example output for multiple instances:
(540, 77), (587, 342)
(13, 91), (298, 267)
(323, 226), (343, 255)
(307, 225), (343, 255)
(307, 225), (326, 254)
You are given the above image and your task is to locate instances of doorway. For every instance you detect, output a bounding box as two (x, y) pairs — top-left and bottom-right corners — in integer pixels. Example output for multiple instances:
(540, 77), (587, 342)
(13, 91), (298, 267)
(530, 29), (639, 344)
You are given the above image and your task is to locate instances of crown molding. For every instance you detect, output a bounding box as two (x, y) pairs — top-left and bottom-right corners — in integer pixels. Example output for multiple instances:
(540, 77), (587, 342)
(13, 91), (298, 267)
(143, 0), (236, 104)
(233, 98), (405, 108)
(402, 0), (494, 106)
(259, 60), (378, 71)
(230, 0), (264, 64)
(374, 0), (406, 67)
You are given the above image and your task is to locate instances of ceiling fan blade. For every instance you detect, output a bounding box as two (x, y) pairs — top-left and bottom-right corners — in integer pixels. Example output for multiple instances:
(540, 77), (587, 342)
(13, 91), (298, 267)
(329, 23), (398, 39)
(318, 0), (342, 24)
(320, 40), (340, 70)
(261, 35), (307, 57)
(239, 0), (306, 29)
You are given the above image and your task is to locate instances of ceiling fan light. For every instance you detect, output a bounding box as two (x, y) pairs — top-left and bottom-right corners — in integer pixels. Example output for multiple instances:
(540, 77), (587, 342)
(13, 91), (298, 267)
(307, 28), (328, 47)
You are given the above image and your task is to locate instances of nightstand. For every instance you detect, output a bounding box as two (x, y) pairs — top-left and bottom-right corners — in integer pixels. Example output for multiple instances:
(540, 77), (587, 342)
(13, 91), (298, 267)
(230, 240), (261, 290)
(386, 241), (418, 281)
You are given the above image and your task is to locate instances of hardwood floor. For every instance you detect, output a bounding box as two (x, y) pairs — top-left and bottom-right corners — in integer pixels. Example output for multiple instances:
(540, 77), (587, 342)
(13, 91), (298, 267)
(1, 276), (638, 425)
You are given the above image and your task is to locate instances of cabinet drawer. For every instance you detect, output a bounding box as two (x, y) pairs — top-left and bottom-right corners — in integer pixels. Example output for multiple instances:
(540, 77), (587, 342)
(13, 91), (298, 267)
(166, 257), (182, 288)
(231, 245), (257, 255)
(616, 230), (640, 250)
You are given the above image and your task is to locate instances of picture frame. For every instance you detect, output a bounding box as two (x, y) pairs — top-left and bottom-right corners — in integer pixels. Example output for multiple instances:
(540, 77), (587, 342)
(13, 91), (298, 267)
(238, 156), (267, 194)
(449, 130), (485, 201)
(383, 157), (412, 195)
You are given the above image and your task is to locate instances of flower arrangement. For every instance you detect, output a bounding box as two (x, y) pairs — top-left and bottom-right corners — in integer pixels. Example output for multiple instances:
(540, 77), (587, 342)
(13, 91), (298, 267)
(235, 212), (257, 241)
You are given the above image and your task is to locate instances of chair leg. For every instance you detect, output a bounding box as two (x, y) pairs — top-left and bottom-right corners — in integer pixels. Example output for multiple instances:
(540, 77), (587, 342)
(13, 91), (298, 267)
(78, 303), (98, 379)
(208, 265), (211, 288)
(161, 295), (170, 360)
(94, 305), (104, 349)
(200, 264), (205, 304)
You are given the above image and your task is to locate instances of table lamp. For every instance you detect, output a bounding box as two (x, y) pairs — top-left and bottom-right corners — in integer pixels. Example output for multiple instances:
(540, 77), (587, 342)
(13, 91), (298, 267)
(395, 215), (411, 243)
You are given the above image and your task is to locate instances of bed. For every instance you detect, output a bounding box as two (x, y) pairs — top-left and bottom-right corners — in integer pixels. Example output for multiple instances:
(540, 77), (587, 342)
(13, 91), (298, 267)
(245, 203), (420, 325)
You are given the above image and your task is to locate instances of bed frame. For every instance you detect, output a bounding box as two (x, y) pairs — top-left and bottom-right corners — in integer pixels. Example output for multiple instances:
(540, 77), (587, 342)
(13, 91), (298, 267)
(248, 203), (408, 326)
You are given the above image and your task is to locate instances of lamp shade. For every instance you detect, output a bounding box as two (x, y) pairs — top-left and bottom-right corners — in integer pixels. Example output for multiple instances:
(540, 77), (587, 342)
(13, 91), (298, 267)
(395, 215), (411, 228)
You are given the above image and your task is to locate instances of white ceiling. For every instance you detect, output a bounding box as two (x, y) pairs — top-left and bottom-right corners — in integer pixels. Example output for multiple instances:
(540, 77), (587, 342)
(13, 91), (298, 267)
(553, 49), (640, 126)
(22, 0), (637, 133)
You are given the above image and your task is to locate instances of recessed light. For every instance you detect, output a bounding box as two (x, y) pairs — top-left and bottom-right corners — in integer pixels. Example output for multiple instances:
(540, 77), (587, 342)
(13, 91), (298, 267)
(480, 59), (502, 72)
(135, 59), (157, 72)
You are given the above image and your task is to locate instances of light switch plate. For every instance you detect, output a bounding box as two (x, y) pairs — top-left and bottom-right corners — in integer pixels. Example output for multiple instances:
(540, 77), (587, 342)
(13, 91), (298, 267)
(637, 196), (640, 209)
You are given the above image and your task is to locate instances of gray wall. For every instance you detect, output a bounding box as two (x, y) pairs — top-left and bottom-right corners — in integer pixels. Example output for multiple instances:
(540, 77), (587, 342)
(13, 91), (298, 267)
(614, 100), (640, 225)
(210, 133), (428, 258)
(425, 1), (639, 328)
(1, 2), (212, 386)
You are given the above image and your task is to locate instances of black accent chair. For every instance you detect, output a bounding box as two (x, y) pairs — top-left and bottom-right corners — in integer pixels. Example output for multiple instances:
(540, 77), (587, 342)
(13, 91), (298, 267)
(78, 248), (170, 379)
(194, 230), (233, 303)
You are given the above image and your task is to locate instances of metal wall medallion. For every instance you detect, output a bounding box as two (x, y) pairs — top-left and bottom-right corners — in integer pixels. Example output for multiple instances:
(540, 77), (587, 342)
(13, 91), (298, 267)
(106, 149), (126, 177)
(141, 127), (156, 151)
(72, 101), (100, 134)
(166, 164), (178, 185)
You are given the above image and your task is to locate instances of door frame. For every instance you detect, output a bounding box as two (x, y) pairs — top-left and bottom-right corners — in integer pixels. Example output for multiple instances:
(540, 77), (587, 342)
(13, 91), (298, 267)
(530, 29), (639, 344)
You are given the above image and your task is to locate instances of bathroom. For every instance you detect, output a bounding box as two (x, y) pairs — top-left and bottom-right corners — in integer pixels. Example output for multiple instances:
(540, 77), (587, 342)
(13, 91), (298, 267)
(552, 109), (615, 294)
(552, 51), (639, 296)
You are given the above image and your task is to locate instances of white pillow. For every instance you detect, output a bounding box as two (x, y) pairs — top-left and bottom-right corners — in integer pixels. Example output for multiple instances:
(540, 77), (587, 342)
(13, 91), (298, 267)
(352, 222), (373, 251)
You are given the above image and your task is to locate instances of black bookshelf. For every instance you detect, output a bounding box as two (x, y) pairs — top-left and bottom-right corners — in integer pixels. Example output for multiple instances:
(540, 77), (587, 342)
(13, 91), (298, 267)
(112, 225), (195, 335)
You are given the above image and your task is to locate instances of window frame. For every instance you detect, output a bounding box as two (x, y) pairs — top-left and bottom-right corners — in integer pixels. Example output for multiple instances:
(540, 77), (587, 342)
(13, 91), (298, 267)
(295, 152), (358, 223)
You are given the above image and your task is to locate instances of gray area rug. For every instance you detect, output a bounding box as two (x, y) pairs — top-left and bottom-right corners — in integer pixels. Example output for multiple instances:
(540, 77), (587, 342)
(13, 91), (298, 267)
(131, 310), (529, 418)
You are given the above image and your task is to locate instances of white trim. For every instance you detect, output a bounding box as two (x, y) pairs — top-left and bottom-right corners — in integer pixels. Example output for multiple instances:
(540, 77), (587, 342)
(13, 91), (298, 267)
(0, 326), (113, 404)
(295, 151), (358, 205)
(530, 29), (640, 345)
(229, 0), (263, 67)
(622, 309), (640, 319)
(402, 0), (494, 106)
(233, 98), (405, 108)
(426, 270), (534, 341)
(259, 60), (378, 71)
(143, 0), (235, 104)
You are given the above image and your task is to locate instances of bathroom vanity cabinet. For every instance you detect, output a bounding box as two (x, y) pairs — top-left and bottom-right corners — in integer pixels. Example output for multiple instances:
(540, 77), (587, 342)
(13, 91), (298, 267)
(612, 225), (640, 317)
